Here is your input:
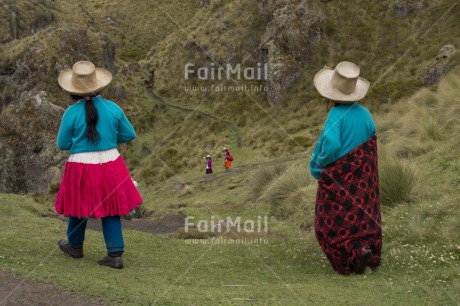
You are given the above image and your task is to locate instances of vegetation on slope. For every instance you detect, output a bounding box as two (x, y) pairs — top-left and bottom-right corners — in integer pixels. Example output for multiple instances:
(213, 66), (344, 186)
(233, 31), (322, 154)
(1, 70), (459, 304)
(1, 0), (459, 187)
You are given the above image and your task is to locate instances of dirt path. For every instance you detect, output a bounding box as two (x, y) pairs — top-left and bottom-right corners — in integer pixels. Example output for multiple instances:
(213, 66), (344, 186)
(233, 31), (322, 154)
(0, 271), (104, 306)
(85, 213), (186, 236)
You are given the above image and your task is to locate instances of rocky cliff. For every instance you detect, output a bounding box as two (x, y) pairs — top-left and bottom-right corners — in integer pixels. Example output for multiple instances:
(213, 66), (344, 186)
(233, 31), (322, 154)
(0, 0), (458, 193)
(0, 2), (118, 194)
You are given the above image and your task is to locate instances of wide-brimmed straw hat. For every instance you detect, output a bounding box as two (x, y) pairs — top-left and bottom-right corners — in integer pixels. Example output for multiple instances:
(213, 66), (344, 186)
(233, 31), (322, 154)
(206, 155), (211, 159)
(222, 147), (228, 151)
(313, 61), (370, 103)
(58, 61), (112, 96)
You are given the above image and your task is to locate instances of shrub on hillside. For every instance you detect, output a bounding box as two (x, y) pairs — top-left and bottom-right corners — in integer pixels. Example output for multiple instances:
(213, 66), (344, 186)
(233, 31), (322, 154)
(260, 161), (312, 208)
(248, 162), (289, 201)
(379, 157), (417, 206)
(179, 185), (194, 198)
(273, 185), (316, 226)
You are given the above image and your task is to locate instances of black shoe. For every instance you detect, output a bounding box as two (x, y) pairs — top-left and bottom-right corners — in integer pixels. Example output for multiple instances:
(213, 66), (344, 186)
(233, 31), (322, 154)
(97, 256), (123, 269)
(352, 249), (372, 274)
(58, 239), (84, 259)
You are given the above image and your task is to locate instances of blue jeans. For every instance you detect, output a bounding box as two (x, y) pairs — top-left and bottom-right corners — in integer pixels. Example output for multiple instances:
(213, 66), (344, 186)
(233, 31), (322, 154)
(67, 216), (124, 254)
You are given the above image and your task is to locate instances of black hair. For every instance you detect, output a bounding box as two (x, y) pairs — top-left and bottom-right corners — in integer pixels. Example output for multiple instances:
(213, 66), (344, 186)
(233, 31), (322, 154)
(70, 94), (100, 144)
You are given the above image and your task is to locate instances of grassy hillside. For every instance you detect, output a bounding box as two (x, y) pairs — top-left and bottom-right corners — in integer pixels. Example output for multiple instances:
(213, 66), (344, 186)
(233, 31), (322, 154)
(134, 0), (460, 183)
(1, 69), (459, 304)
(1, 1), (460, 303)
(2, 0), (458, 185)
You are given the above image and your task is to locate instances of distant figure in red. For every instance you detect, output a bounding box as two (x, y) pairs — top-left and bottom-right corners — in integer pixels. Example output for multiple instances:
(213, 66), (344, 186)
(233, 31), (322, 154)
(203, 155), (213, 174)
(310, 61), (382, 275)
(223, 147), (233, 170)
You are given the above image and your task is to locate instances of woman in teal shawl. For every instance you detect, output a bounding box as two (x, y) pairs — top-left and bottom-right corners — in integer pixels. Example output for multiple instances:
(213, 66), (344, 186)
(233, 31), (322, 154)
(310, 62), (382, 275)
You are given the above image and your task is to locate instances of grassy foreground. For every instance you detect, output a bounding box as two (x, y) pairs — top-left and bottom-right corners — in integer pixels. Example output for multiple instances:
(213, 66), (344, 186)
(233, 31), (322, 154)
(0, 190), (458, 305)
(1, 71), (460, 306)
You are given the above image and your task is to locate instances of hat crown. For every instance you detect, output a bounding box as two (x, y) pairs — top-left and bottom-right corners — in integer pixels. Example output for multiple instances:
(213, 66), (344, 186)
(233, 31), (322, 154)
(71, 61), (97, 91)
(73, 61), (95, 76)
(58, 61), (112, 96)
(313, 61), (370, 102)
(332, 61), (360, 95)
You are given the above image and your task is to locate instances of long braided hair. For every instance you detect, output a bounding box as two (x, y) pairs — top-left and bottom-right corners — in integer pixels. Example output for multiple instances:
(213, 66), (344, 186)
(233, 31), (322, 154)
(70, 94), (100, 144)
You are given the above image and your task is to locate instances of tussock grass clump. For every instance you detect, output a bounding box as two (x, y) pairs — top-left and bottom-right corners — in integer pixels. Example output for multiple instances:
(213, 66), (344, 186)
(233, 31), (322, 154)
(260, 161), (313, 217)
(179, 185), (194, 198)
(277, 185), (317, 226)
(248, 162), (289, 201)
(379, 157), (417, 207)
(249, 161), (317, 223)
(379, 68), (460, 157)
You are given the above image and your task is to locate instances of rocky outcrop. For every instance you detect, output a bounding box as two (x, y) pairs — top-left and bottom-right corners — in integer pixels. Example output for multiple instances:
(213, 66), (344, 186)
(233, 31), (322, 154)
(1, 27), (117, 110)
(260, 3), (323, 104)
(53, 27), (117, 77)
(419, 45), (456, 85)
(393, 0), (429, 18)
(0, 91), (66, 194)
(0, 0), (54, 43)
(436, 45), (456, 60)
(0, 27), (118, 194)
(265, 43), (301, 106)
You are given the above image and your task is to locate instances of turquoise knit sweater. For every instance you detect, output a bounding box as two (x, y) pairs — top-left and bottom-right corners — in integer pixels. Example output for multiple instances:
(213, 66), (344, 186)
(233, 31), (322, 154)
(310, 103), (376, 179)
(57, 96), (136, 154)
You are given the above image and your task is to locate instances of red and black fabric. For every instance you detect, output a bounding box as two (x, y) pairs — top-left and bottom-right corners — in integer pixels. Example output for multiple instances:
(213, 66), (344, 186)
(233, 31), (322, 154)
(315, 135), (382, 275)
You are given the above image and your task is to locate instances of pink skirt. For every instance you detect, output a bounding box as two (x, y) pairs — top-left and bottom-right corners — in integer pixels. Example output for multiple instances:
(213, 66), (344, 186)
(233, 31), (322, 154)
(55, 149), (143, 218)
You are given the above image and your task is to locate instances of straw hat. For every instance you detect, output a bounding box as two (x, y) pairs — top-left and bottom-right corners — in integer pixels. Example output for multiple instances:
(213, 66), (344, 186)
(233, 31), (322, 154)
(222, 147), (228, 151)
(313, 61), (370, 103)
(58, 61), (112, 96)
(206, 155), (211, 159)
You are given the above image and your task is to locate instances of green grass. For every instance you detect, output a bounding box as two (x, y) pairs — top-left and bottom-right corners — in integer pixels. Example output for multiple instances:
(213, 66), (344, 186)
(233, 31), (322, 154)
(5, 0), (458, 185)
(379, 156), (417, 206)
(2, 1), (460, 304)
(1, 163), (459, 305)
(3, 71), (459, 305)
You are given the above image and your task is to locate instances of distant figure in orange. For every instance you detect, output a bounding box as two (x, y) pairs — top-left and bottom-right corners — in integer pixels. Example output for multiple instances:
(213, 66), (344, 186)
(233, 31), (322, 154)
(223, 147), (234, 170)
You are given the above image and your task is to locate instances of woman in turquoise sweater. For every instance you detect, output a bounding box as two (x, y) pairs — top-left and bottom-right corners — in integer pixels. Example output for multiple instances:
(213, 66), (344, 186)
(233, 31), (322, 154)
(55, 61), (142, 269)
(310, 61), (382, 275)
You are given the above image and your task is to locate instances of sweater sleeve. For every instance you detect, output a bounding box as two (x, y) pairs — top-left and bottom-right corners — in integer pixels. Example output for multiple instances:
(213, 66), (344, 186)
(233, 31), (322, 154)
(57, 108), (73, 151)
(309, 109), (342, 178)
(117, 109), (136, 143)
(309, 130), (324, 179)
(316, 110), (341, 168)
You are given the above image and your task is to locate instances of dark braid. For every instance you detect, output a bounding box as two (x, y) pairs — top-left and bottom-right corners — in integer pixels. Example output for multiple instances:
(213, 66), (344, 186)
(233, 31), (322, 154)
(70, 94), (100, 144)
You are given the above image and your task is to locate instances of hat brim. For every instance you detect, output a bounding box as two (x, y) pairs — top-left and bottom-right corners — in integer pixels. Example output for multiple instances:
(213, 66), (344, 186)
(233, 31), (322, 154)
(58, 67), (112, 96)
(314, 67), (370, 102)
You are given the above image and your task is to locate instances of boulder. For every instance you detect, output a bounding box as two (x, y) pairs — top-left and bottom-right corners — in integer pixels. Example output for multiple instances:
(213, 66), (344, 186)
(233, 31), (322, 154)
(0, 27), (118, 194)
(0, 0), (54, 44)
(0, 91), (66, 194)
(419, 45), (456, 85)
(436, 44), (456, 60)
(393, 0), (429, 18)
(266, 43), (301, 106)
(262, 4), (324, 104)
